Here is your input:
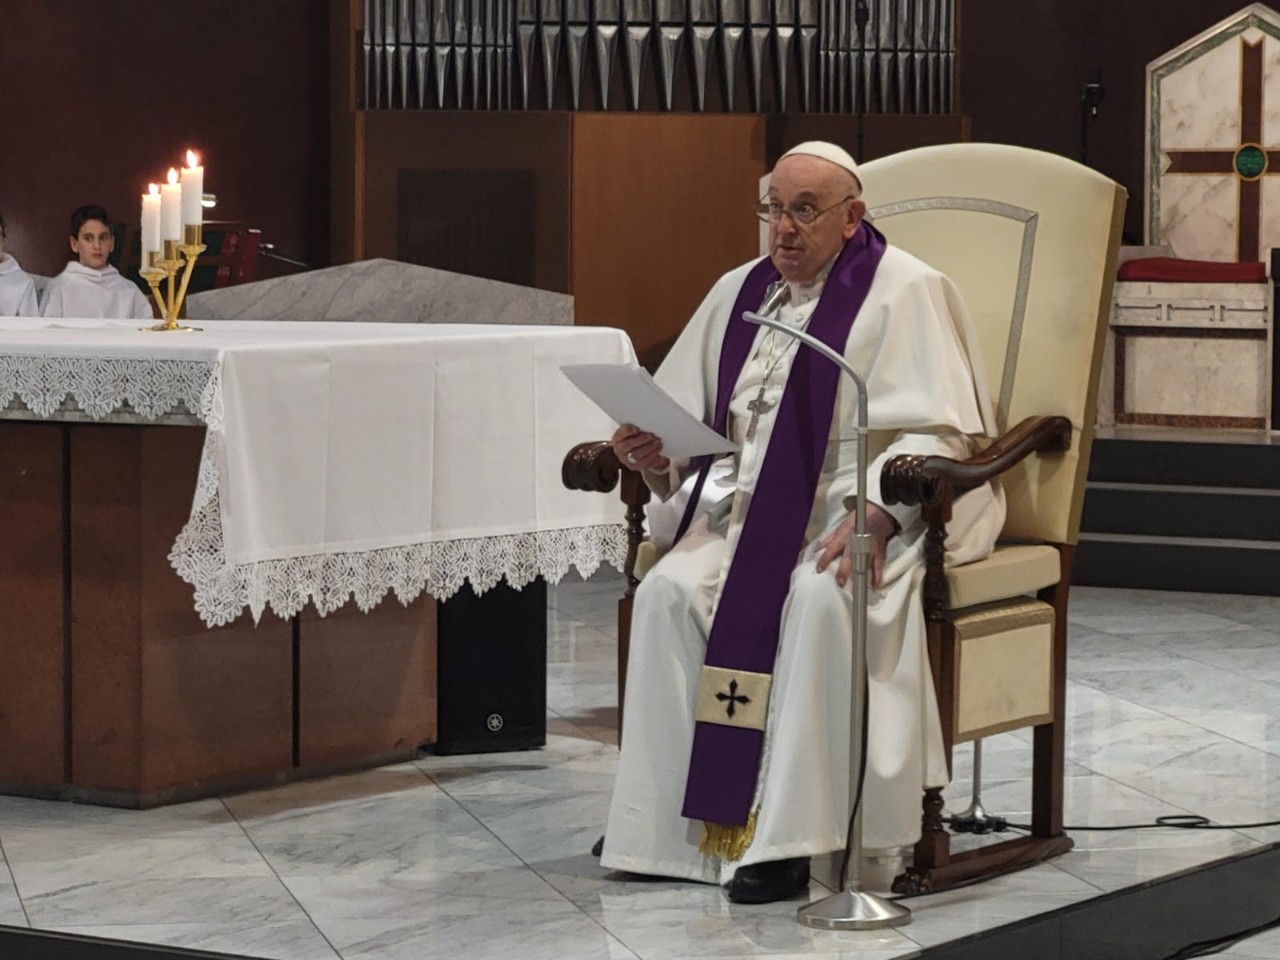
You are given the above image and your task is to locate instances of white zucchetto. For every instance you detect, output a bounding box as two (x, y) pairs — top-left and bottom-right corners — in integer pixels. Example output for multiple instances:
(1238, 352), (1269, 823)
(777, 141), (861, 187)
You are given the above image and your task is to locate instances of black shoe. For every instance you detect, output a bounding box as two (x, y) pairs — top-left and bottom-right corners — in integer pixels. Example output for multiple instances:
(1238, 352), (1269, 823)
(727, 856), (811, 904)
(591, 835), (605, 858)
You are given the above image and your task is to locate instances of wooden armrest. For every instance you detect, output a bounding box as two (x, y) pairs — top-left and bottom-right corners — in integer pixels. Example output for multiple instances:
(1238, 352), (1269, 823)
(563, 441), (653, 509)
(563, 441), (621, 494)
(881, 416), (1073, 508)
(563, 441), (652, 591)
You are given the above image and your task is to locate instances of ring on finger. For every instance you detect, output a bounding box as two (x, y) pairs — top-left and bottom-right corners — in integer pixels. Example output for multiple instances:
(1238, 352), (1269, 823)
(626, 453), (637, 465)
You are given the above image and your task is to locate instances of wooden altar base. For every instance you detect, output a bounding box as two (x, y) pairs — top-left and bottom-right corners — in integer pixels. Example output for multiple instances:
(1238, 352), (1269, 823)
(0, 421), (437, 808)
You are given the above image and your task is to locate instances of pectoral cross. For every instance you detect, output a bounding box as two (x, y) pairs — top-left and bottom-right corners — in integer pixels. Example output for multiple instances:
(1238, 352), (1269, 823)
(745, 386), (773, 442)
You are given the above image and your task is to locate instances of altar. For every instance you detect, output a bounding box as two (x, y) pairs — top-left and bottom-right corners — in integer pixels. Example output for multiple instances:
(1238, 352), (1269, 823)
(0, 319), (628, 806)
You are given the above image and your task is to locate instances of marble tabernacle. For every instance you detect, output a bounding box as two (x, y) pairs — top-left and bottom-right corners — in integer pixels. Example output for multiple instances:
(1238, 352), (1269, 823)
(1101, 4), (1277, 430)
(186, 258), (574, 326)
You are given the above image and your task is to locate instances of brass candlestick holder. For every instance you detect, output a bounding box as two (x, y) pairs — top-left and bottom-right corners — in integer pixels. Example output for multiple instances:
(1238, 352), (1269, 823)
(140, 224), (205, 332)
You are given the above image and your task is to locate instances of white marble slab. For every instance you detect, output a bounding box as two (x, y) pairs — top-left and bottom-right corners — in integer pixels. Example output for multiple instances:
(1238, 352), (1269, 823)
(2, 579), (1279, 960)
(319, 902), (641, 960)
(0, 795), (240, 843)
(1159, 30), (1243, 152)
(2, 833), (274, 898)
(187, 258), (574, 326)
(20, 876), (307, 928)
(584, 882), (920, 958)
(44, 922), (340, 960)
(1152, 17), (1280, 260)
(1112, 280), (1270, 328)
(0, 877), (26, 927)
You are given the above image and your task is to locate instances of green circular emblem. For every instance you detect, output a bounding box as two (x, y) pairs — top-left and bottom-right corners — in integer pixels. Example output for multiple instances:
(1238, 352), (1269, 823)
(1235, 144), (1267, 179)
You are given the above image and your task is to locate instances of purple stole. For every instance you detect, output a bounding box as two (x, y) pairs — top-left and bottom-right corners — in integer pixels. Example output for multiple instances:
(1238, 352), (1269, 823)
(676, 222), (887, 833)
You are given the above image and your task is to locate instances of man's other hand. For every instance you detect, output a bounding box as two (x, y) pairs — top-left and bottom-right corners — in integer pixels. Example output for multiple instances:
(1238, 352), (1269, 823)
(612, 424), (670, 473)
(815, 503), (897, 590)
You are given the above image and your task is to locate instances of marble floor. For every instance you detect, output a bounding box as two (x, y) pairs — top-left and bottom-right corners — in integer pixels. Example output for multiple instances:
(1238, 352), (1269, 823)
(3, 575), (1280, 959)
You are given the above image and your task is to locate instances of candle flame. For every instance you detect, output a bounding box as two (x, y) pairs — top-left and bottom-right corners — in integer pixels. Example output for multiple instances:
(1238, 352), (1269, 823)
(167, 167), (179, 186)
(186, 149), (200, 168)
(148, 183), (160, 196)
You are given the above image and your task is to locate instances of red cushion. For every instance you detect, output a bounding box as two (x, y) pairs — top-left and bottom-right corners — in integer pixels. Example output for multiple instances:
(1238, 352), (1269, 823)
(1118, 257), (1267, 283)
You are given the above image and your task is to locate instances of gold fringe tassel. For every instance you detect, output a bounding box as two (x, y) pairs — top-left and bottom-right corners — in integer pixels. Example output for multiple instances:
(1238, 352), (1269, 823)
(698, 807), (760, 862)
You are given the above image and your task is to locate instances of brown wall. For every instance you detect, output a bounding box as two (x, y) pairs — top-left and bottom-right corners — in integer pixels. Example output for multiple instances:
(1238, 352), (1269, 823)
(959, 1), (1256, 244)
(0, 1), (330, 278)
(3, 3), (1251, 281)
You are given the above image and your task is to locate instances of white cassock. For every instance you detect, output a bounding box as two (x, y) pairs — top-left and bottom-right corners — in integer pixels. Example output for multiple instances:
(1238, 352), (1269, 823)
(40, 262), (154, 320)
(0, 255), (39, 317)
(601, 243), (1006, 885)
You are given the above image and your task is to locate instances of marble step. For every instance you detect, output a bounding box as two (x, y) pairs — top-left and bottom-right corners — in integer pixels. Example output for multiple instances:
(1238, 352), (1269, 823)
(1088, 437), (1280, 489)
(1073, 532), (1280, 596)
(1081, 482), (1280, 542)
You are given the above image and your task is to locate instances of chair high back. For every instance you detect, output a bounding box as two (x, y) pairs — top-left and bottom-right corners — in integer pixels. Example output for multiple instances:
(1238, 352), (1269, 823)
(858, 144), (1126, 545)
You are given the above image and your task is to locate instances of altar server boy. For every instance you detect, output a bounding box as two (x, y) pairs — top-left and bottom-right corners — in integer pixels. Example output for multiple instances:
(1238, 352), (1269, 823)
(41, 205), (154, 320)
(0, 213), (40, 316)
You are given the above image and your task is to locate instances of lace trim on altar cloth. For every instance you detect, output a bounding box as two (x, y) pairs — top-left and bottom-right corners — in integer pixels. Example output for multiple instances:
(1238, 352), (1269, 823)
(169, 499), (629, 626)
(0, 353), (628, 627)
(0, 353), (214, 419)
(170, 364), (626, 624)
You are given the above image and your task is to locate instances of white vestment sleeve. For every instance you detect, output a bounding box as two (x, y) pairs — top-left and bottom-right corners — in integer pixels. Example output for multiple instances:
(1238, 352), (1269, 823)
(17, 280), (38, 317)
(646, 264), (755, 502)
(132, 285), (155, 320)
(40, 280), (65, 318)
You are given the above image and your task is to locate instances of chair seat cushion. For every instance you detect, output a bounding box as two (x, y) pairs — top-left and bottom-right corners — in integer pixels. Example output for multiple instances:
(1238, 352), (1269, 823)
(1117, 256), (1267, 284)
(945, 544), (1061, 610)
(635, 539), (661, 582)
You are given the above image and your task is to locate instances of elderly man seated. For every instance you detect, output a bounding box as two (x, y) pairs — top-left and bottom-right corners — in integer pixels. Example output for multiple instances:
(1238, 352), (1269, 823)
(602, 141), (1005, 904)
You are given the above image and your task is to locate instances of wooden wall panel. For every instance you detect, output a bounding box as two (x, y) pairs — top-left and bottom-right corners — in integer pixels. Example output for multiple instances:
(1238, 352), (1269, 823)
(765, 114), (972, 166)
(0, 0), (330, 278)
(361, 112), (573, 292)
(570, 113), (766, 367)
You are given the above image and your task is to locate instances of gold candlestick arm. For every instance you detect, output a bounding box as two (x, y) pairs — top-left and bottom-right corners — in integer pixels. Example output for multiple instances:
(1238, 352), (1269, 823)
(141, 235), (204, 332)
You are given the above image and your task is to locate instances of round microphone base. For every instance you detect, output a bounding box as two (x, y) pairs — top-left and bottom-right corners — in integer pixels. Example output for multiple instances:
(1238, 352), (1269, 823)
(797, 887), (912, 930)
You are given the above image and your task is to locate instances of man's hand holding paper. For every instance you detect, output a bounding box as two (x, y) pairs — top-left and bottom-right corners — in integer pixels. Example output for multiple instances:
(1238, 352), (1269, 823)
(561, 363), (738, 463)
(611, 423), (669, 473)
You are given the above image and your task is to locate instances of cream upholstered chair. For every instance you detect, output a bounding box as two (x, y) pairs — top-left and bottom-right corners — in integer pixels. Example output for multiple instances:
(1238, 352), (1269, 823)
(563, 143), (1126, 894)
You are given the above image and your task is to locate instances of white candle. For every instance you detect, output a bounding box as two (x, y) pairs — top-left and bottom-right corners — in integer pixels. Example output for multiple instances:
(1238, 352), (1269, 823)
(180, 150), (205, 227)
(160, 168), (182, 242)
(141, 183), (161, 266)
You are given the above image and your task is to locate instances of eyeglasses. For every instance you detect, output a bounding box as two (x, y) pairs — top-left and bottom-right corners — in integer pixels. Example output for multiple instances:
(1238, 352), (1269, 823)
(755, 195), (855, 227)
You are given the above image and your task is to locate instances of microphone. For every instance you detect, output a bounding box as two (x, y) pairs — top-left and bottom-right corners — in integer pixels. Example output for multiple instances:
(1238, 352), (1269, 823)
(1082, 69), (1105, 121)
(756, 280), (792, 318)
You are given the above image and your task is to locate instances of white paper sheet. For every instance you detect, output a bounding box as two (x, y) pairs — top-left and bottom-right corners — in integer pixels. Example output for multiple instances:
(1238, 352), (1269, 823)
(561, 363), (738, 459)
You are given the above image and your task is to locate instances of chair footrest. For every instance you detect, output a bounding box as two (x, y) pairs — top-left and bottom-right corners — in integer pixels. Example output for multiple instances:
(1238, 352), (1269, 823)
(891, 833), (1073, 895)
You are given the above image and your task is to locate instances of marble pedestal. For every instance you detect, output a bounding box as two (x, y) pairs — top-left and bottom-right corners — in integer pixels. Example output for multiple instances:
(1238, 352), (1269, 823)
(0, 421), (437, 807)
(1100, 279), (1273, 430)
(187, 258), (574, 326)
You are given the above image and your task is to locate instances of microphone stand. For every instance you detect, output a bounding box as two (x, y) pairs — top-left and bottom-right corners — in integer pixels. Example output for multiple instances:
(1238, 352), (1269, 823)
(742, 307), (911, 931)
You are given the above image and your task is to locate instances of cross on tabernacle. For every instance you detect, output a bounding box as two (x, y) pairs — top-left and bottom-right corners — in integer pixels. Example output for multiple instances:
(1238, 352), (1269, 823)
(1164, 37), (1280, 262)
(745, 386), (773, 442)
(716, 679), (751, 718)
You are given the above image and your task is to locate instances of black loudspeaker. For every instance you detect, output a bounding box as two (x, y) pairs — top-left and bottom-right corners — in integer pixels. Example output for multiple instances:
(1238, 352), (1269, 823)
(433, 576), (547, 754)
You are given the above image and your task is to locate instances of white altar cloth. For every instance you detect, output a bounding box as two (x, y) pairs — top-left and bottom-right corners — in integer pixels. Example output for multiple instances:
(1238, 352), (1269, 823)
(0, 319), (632, 625)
